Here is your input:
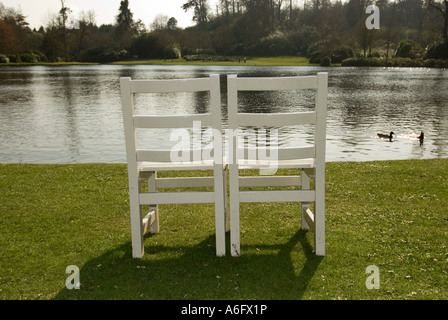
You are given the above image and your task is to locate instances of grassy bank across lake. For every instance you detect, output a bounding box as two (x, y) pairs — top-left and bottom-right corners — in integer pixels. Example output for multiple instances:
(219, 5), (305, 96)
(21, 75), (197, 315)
(1, 159), (447, 300)
(113, 56), (316, 67)
(1, 61), (99, 67)
(0, 56), (314, 67)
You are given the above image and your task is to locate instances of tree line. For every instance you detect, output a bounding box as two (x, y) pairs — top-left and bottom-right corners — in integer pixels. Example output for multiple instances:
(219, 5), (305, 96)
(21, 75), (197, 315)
(1, 0), (447, 65)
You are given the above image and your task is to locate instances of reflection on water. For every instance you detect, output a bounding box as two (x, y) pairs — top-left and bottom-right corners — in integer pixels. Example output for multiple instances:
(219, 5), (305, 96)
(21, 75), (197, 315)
(0, 64), (447, 163)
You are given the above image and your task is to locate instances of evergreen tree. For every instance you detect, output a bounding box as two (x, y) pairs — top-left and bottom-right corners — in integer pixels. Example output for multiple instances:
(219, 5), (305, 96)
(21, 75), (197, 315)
(115, 0), (135, 48)
(116, 0), (134, 33)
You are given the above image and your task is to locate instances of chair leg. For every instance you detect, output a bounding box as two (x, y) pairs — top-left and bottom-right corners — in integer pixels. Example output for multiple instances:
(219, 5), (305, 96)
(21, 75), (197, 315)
(301, 170), (311, 230)
(314, 203), (325, 256)
(314, 174), (325, 256)
(223, 167), (229, 233)
(148, 172), (159, 234)
(229, 164), (240, 257)
(130, 187), (144, 259)
(214, 165), (226, 257)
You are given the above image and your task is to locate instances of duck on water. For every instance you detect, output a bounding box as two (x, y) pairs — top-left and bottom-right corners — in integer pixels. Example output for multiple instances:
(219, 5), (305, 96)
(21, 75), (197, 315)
(377, 131), (424, 145)
(417, 131), (424, 145)
(377, 131), (395, 141)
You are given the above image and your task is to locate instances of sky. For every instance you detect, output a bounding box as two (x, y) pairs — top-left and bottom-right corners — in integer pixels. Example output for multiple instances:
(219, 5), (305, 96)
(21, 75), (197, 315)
(1, 0), (220, 30)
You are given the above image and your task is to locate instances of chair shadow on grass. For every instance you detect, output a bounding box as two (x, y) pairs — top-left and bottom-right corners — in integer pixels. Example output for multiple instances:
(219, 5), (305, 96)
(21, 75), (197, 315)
(54, 229), (322, 300)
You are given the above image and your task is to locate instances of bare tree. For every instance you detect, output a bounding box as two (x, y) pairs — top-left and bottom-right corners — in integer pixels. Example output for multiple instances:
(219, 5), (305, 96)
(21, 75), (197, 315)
(182, 0), (210, 27)
(151, 14), (169, 31)
(75, 10), (96, 60)
(426, 0), (448, 39)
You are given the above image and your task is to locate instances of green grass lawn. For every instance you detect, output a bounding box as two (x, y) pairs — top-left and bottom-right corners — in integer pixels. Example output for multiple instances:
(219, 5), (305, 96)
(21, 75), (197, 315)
(1, 159), (447, 300)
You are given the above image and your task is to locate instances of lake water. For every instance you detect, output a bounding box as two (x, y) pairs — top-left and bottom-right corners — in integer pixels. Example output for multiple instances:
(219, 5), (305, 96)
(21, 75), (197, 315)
(1, 64), (447, 164)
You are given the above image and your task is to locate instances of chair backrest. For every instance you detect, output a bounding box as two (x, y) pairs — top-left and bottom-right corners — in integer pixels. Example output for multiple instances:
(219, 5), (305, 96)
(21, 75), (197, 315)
(227, 73), (328, 165)
(120, 74), (222, 171)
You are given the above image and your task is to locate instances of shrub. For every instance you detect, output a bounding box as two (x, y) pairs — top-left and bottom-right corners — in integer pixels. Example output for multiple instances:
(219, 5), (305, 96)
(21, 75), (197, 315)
(0, 54), (9, 63)
(308, 50), (323, 64)
(341, 57), (448, 68)
(368, 51), (381, 58)
(19, 52), (40, 63)
(38, 53), (48, 62)
(341, 57), (358, 66)
(7, 54), (21, 63)
(307, 40), (330, 64)
(395, 40), (424, 59)
(307, 41), (354, 64)
(130, 34), (161, 59)
(424, 40), (448, 60)
(288, 26), (319, 56)
(341, 57), (384, 67)
(260, 31), (292, 56)
(81, 47), (129, 63)
(331, 46), (355, 63)
(183, 54), (232, 62)
(320, 56), (331, 66)
(130, 33), (182, 60)
(245, 31), (292, 56)
(421, 59), (448, 68)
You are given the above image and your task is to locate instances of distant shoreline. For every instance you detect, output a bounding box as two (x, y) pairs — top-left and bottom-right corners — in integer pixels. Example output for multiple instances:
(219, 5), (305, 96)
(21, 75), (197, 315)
(0, 61), (99, 67)
(1, 56), (447, 68)
(0, 56), (317, 67)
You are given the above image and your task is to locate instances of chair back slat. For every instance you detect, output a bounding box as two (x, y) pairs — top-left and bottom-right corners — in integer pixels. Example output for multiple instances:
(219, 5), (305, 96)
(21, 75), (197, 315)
(234, 76), (318, 91)
(129, 77), (212, 93)
(133, 114), (212, 129)
(238, 111), (316, 127)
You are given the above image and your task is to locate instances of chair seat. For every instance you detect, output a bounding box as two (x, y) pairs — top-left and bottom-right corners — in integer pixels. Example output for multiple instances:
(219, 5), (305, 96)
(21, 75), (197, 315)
(237, 158), (315, 169)
(138, 160), (216, 172)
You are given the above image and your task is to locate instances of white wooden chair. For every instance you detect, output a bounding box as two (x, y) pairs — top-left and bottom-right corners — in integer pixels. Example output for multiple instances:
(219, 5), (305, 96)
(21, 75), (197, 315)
(120, 74), (227, 258)
(227, 72), (328, 257)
